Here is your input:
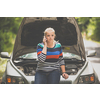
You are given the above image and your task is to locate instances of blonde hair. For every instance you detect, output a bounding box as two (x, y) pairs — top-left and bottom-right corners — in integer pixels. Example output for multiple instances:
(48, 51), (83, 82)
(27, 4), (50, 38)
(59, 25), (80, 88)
(43, 27), (59, 43)
(44, 27), (56, 37)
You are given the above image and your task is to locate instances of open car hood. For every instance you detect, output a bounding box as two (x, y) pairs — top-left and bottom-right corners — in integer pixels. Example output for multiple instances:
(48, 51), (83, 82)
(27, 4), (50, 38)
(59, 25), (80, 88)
(12, 17), (86, 60)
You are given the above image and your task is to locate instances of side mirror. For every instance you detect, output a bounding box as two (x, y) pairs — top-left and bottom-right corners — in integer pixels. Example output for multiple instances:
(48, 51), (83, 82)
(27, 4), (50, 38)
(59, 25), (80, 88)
(0, 52), (10, 59)
(87, 50), (97, 57)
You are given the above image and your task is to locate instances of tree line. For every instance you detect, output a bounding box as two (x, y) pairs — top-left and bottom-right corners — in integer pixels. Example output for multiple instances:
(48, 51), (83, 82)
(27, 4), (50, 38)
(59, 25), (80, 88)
(0, 17), (23, 53)
(76, 17), (100, 41)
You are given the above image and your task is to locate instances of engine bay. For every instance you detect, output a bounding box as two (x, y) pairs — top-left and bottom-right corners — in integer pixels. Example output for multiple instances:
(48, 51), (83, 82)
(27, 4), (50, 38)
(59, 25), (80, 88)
(17, 64), (37, 76)
(16, 62), (83, 76)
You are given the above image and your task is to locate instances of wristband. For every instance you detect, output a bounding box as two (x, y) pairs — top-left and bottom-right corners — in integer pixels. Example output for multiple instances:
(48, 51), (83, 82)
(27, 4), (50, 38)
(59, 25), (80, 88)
(62, 72), (66, 75)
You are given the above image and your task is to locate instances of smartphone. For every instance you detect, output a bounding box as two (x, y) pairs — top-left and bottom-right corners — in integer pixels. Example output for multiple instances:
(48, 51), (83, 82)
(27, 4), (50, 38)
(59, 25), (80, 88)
(44, 36), (47, 42)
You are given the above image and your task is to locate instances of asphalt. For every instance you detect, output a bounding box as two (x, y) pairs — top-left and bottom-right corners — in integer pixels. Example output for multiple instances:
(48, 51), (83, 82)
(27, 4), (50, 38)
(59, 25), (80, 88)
(83, 39), (100, 82)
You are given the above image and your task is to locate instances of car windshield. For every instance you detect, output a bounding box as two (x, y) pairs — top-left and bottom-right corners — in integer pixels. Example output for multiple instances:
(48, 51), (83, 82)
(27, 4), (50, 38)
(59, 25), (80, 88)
(18, 52), (81, 60)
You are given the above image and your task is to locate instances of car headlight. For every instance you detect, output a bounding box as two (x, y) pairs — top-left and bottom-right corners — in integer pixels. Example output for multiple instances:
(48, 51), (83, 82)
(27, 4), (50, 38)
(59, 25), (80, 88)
(6, 76), (25, 84)
(78, 74), (95, 84)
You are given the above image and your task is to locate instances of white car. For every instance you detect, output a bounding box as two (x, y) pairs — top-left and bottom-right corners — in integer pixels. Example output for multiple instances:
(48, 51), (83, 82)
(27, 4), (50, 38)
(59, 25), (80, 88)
(1, 17), (99, 84)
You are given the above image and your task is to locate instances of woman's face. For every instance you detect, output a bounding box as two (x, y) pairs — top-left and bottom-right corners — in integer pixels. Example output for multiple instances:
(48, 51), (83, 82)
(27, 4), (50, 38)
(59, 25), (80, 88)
(45, 30), (55, 42)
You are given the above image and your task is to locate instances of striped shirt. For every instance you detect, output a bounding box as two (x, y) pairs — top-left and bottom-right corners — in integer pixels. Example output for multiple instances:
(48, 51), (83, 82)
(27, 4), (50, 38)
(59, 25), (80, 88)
(36, 41), (65, 72)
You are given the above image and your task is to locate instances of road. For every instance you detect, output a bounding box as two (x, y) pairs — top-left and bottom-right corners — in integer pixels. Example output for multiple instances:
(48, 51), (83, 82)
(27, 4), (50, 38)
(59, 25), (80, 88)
(84, 39), (100, 82)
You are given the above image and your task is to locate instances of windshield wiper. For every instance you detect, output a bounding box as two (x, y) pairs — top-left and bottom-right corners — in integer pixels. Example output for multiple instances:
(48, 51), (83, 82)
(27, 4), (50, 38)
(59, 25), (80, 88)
(63, 58), (79, 60)
(16, 57), (37, 60)
(14, 58), (37, 63)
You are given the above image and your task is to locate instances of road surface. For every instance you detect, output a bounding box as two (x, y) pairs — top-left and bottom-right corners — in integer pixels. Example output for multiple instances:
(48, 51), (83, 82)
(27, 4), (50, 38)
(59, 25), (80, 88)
(84, 39), (100, 82)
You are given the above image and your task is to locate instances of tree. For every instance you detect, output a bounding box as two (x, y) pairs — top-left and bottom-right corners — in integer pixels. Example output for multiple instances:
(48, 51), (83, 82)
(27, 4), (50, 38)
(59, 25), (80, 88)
(0, 17), (23, 53)
(75, 17), (92, 33)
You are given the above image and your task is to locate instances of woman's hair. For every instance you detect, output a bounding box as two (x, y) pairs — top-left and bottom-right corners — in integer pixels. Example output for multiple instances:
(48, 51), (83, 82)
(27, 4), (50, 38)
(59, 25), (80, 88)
(44, 27), (56, 38)
(43, 27), (59, 43)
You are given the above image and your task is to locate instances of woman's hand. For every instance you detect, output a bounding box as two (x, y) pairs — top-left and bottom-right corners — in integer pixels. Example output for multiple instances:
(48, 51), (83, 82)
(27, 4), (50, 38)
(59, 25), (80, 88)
(62, 73), (69, 79)
(43, 36), (47, 46)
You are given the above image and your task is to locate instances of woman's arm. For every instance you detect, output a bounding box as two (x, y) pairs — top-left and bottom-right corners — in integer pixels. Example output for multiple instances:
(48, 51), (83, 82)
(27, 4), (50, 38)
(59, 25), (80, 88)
(37, 36), (47, 62)
(42, 44), (47, 54)
(59, 44), (69, 79)
(60, 65), (66, 73)
(42, 36), (47, 54)
(60, 65), (69, 79)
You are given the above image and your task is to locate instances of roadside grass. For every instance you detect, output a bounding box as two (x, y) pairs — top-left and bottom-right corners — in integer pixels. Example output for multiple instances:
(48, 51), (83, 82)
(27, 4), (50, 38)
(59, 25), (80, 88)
(0, 33), (15, 79)
(86, 36), (100, 44)
(0, 59), (7, 79)
(0, 71), (4, 80)
(88, 39), (100, 44)
(82, 34), (100, 44)
(83, 34), (100, 44)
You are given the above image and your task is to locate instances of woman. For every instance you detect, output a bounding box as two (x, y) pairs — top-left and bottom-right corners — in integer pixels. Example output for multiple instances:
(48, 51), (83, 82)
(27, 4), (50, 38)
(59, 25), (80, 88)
(35, 27), (69, 84)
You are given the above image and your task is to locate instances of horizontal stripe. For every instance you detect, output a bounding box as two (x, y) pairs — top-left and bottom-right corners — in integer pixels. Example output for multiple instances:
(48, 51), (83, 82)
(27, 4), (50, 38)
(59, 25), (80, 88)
(59, 53), (63, 56)
(54, 43), (61, 48)
(37, 48), (42, 52)
(46, 55), (59, 59)
(37, 45), (43, 49)
(60, 49), (62, 53)
(36, 67), (60, 72)
(38, 42), (61, 49)
(47, 51), (60, 55)
(45, 59), (59, 62)
(36, 42), (65, 72)
(38, 43), (44, 48)
(37, 51), (42, 55)
(47, 47), (61, 52)
(37, 61), (60, 67)
(37, 46), (61, 52)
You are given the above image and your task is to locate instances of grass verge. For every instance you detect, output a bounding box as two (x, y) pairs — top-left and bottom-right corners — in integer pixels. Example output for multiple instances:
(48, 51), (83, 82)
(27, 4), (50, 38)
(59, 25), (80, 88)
(0, 59), (7, 79)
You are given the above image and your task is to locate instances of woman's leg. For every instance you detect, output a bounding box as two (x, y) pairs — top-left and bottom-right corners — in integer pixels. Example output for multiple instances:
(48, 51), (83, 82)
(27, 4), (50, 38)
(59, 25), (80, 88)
(47, 69), (61, 84)
(34, 71), (47, 84)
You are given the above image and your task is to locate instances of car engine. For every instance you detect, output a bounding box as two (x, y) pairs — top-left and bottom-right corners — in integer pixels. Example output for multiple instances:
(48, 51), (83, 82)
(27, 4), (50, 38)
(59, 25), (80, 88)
(17, 64), (37, 76)
(16, 63), (83, 76)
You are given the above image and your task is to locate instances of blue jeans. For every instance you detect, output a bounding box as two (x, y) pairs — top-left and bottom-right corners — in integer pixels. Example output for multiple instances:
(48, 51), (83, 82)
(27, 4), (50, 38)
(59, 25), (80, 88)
(34, 69), (60, 84)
